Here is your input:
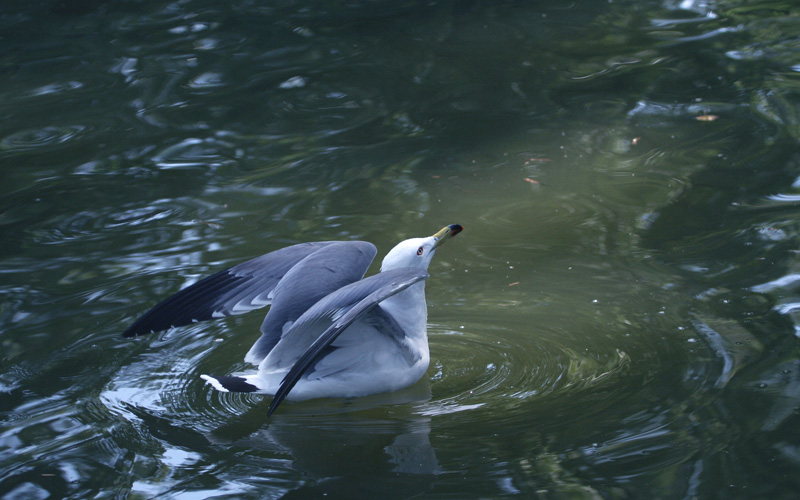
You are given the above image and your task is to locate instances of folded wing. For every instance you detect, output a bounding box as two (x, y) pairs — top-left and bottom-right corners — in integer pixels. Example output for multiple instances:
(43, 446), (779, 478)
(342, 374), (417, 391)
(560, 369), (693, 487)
(266, 267), (429, 416)
(245, 241), (377, 364)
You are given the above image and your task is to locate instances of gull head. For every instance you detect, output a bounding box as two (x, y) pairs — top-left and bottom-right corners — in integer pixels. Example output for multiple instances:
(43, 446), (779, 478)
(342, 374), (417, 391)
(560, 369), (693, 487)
(380, 224), (463, 272)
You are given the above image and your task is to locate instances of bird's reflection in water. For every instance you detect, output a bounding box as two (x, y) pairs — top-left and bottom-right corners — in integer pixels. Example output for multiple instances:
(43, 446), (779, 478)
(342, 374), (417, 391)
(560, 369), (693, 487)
(210, 381), (440, 499)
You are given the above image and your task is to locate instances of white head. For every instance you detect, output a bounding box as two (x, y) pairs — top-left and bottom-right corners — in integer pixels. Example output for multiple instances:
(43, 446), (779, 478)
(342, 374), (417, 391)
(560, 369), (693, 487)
(380, 224), (463, 272)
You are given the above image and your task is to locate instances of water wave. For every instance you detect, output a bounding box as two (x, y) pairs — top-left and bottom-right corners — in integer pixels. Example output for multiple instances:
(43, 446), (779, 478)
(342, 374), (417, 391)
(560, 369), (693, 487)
(421, 327), (632, 420)
(100, 326), (235, 432)
(1, 125), (87, 152)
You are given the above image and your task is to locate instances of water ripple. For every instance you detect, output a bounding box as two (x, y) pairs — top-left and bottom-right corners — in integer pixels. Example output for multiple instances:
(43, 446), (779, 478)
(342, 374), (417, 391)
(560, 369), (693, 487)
(188, 71), (226, 90)
(27, 81), (83, 97)
(100, 327), (227, 432)
(765, 193), (800, 203)
(1, 125), (87, 152)
(150, 136), (241, 170)
(423, 327), (632, 419)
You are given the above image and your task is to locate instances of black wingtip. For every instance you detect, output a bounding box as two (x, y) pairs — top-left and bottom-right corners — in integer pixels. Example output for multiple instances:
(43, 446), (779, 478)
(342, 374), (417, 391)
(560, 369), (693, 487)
(267, 392), (286, 417)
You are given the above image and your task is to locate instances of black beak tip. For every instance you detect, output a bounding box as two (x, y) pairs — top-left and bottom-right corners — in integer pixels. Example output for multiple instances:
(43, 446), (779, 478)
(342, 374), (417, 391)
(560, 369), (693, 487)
(448, 224), (464, 236)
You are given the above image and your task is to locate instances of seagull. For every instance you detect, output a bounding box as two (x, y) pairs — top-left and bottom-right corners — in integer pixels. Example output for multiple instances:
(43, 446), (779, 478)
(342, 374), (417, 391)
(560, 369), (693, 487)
(124, 224), (463, 416)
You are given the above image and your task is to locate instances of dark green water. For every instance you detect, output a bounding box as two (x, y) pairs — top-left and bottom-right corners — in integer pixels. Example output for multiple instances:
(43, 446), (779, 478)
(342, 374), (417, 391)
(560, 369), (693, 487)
(2, 0), (800, 498)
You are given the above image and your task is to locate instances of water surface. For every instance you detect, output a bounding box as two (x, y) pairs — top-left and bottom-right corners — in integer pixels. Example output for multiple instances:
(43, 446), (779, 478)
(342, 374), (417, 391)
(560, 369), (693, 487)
(2, 0), (800, 498)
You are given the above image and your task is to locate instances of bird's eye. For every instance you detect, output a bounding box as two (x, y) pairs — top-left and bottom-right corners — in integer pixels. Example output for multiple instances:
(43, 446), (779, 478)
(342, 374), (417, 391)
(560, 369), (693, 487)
(417, 246), (424, 256)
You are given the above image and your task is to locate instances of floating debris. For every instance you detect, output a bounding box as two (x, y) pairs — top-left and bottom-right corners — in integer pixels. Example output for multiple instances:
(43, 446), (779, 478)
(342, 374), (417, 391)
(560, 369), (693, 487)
(696, 114), (719, 122)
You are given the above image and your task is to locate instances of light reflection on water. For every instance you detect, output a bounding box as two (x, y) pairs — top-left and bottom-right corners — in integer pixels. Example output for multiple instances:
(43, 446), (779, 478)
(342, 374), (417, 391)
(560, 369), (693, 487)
(2, 0), (800, 498)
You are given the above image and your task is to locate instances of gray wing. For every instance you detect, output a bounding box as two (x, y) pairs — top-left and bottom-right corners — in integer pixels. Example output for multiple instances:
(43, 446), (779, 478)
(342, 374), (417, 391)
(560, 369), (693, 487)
(244, 241), (378, 364)
(266, 267), (429, 417)
(123, 241), (355, 337)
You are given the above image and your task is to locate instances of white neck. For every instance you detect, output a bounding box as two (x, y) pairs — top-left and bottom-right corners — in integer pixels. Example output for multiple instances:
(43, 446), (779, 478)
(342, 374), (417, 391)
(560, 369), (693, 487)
(380, 281), (428, 340)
